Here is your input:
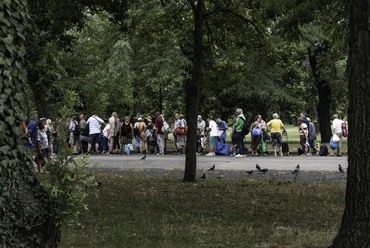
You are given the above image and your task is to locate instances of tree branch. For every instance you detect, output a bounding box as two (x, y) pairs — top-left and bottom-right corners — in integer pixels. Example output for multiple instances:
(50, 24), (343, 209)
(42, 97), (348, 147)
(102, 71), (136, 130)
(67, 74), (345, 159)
(205, 9), (262, 34)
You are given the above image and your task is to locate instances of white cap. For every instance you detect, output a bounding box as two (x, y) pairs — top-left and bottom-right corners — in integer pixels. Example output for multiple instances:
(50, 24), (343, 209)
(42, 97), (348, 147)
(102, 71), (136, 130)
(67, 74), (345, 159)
(138, 117), (142, 121)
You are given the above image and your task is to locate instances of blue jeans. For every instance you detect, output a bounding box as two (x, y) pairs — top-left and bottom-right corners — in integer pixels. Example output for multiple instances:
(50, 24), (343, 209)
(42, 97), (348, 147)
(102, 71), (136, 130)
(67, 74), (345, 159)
(236, 131), (245, 155)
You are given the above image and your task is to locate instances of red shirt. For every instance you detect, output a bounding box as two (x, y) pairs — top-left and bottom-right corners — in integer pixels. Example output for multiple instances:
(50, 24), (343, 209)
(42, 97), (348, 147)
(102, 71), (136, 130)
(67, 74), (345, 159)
(155, 116), (164, 134)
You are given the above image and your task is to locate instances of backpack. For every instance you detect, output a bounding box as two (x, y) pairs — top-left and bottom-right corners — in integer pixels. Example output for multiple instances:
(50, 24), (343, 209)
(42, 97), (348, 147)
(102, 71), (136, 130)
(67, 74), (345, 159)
(252, 126), (261, 136)
(73, 121), (81, 136)
(239, 116), (250, 135)
(162, 121), (169, 133)
(319, 144), (328, 156)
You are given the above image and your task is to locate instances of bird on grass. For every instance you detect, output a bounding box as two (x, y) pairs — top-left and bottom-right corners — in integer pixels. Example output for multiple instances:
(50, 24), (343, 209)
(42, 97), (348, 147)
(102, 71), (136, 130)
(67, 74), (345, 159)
(256, 164), (262, 171)
(338, 164), (345, 173)
(199, 173), (206, 179)
(208, 164), (216, 171)
(292, 164), (300, 174)
(246, 170), (253, 175)
(259, 168), (268, 174)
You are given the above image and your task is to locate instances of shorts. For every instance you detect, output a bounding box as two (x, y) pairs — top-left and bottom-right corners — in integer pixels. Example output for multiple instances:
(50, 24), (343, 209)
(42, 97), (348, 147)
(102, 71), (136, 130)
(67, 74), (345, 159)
(41, 148), (51, 159)
(270, 132), (282, 148)
(209, 136), (218, 146)
(89, 133), (100, 145)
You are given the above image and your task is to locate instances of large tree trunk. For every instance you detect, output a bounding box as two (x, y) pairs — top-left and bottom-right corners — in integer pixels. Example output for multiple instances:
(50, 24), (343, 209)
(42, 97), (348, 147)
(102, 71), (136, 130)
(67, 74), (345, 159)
(1, 1), (58, 247)
(330, 0), (370, 247)
(183, 0), (204, 182)
(307, 42), (332, 143)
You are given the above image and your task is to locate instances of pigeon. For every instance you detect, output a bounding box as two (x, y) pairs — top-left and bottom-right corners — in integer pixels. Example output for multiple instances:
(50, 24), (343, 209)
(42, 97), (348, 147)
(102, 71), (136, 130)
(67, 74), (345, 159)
(208, 164), (216, 171)
(199, 173), (206, 179)
(92, 180), (102, 187)
(338, 164), (344, 173)
(256, 164), (262, 171)
(246, 170), (253, 175)
(260, 168), (268, 173)
(292, 164), (300, 174)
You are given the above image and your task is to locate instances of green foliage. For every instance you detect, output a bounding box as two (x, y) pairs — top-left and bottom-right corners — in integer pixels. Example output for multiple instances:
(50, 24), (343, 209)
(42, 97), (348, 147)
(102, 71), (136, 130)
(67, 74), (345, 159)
(41, 153), (97, 226)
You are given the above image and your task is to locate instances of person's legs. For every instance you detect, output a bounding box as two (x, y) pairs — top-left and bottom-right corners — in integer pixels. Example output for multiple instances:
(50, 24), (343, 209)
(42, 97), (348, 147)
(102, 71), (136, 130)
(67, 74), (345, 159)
(95, 134), (100, 154)
(236, 132), (245, 157)
(157, 134), (164, 155)
(337, 133), (343, 156)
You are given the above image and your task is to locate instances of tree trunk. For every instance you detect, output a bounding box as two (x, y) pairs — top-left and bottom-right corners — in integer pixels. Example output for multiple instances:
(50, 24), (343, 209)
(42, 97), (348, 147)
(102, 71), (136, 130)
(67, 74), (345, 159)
(183, 0), (204, 182)
(330, 0), (370, 247)
(307, 42), (332, 143)
(1, 1), (58, 247)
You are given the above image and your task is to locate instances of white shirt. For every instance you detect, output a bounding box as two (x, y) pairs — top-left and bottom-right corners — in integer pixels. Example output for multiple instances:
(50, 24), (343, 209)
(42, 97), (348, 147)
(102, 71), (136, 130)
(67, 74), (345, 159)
(208, 120), (218, 137)
(103, 124), (111, 139)
(197, 120), (205, 136)
(332, 118), (344, 134)
(109, 116), (115, 135)
(37, 129), (49, 149)
(87, 115), (104, 135)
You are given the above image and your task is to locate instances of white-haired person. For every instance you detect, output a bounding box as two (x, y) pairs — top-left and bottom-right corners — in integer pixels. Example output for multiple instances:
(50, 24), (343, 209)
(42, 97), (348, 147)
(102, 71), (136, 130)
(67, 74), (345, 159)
(266, 113), (285, 156)
(330, 114), (345, 156)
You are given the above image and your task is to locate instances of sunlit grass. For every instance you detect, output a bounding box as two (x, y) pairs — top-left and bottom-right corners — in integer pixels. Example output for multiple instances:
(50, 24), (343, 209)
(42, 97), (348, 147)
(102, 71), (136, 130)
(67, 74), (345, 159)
(60, 174), (345, 248)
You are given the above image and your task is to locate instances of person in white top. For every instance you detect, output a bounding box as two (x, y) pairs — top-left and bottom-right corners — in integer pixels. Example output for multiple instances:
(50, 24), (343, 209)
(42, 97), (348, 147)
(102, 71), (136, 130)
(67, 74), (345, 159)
(206, 117), (218, 156)
(331, 114), (344, 156)
(86, 114), (105, 154)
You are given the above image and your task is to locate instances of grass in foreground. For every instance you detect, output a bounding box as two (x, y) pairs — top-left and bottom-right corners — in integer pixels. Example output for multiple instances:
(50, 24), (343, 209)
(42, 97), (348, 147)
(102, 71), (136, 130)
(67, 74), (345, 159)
(60, 174), (345, 248)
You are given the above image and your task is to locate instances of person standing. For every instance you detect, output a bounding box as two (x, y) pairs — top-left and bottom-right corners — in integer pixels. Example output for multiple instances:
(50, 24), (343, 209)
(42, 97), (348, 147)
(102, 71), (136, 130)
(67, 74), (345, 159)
(112, 114), (121, 154)
(206, 116), (218, 156)
(155, 112), (165, 155)
(330, 114), (344, 156)
(266, 113), (285, 157)
(36, 121), (51, 173)
(306, 117), (317, 154)
(298, 117), (310, 156)
(175, 114), (187, 154)
(216, 118), (228, 143)
(137, 117), (147, 159)
(27, 117), (37, 151)
(86, 113), (105, 154)
(173, 113), (180, 154)
(120, 116), (134, 153)
(250, 116), (262, 156)
(233, 109), (246, 158)
(108, 112), (117, 154)
(197, 115), (206, 154)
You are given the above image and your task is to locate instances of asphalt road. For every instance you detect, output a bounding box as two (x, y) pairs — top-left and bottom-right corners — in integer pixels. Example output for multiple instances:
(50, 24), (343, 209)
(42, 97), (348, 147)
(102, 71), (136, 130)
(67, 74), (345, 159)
(88, 154), (347, 172)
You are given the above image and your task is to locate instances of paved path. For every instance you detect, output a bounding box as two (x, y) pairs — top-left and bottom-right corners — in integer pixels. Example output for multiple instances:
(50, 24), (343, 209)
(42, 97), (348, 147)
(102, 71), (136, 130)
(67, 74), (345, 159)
(88, 154), (347, 172)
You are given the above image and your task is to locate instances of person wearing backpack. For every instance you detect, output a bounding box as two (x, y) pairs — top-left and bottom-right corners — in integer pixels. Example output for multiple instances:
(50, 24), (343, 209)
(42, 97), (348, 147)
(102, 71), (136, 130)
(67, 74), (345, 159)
(233, 108), (246, 158)
(266, 113), (285, 156)
(250, 116), (263, 156)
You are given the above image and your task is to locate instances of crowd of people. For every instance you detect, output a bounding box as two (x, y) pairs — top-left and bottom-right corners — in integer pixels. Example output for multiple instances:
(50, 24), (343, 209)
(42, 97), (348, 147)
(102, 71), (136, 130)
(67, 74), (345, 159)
(24, 108), (346, 172)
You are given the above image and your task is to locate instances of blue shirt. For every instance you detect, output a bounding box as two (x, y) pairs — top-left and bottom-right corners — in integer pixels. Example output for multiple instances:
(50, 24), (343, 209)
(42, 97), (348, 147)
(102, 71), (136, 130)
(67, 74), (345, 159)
(217, 120), (228, 140)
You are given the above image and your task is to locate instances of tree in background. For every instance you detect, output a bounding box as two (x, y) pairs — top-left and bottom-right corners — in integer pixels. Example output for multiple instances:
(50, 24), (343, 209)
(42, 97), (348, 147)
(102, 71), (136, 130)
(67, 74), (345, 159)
(330, 0), (370, 246)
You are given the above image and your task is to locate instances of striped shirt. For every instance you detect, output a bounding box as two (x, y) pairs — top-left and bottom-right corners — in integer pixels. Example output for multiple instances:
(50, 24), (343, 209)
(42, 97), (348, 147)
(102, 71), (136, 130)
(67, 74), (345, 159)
(87, 115), (104, 134)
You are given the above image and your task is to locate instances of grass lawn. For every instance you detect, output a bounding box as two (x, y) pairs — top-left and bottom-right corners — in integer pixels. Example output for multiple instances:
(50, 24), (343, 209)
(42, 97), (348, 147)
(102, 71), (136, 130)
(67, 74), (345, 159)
(60, 174), (345, 248)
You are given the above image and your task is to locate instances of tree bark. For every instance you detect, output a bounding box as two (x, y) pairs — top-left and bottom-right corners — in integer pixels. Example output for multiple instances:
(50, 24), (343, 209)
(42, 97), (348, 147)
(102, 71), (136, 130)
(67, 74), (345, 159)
(330, 0), (370, 247)
(1, 1), (58, 247)
(183, 0), (204, 182)
(307, 42), (332, 143)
